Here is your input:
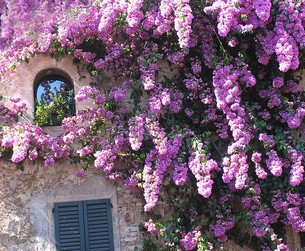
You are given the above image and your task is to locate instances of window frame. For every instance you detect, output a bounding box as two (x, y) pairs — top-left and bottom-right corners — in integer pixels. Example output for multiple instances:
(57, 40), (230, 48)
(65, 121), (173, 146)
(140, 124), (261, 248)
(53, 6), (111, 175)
(34, 74), (75, 126)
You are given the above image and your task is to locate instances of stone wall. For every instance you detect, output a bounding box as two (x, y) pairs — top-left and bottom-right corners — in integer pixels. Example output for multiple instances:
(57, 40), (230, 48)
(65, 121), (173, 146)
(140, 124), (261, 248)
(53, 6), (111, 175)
(0, 157), (148, 250)
(117, 186), (145, 251)
(0, 159), (145, 251)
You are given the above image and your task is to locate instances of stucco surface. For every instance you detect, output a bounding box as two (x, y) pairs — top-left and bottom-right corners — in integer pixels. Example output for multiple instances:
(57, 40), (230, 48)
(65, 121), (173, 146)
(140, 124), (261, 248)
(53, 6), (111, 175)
(0, 161), (119, 250)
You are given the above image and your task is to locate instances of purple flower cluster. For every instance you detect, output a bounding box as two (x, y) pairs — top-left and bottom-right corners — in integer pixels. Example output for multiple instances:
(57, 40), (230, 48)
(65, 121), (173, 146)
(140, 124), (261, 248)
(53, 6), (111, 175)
(253, 0), (271, 22)
(287, 148), (304, 186)
(204, 1), (237, 37)
(145, 117), (167, 155)
(128, 115), (145, 151)
(180, 230), (201, 251)
(265, 150), (283, 177)
(204, 0), (272, 38)
(273, 77), (284, 89)
(272, 191), (305, 232)
(124, 174), (140, 188)
(251, 152), (268, 179)
(173, 1), (194, 48)
(143, 218), (163, 235)
(189, 141), (219, 198)
(259, 87), (281, 109)
(212, 65), (255, 189)
(126, 0), (144, 32)
(172, 161), (188, 186)
(142, 130), (185, 211)
(149, 86), (183, 115)
(275, 28), (299, 72)
(76, 169), (85, 177)
(108, 83), (127, 103)
(142, 149), (158, 211)
(94, 149), (116, 174)
(137, 43), (159, 90)
(210, 215), (235, 243)
(242, 186), (282, 239)
(76, 145), (93, 157)
(75, 86), (101, 102)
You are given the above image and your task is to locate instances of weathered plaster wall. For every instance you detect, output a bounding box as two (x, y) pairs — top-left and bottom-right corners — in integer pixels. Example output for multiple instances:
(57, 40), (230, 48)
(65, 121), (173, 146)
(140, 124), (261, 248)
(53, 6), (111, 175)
(0, 159), (145, 251)
(0, 161), (111, 250)
(1, 54), (92, 119)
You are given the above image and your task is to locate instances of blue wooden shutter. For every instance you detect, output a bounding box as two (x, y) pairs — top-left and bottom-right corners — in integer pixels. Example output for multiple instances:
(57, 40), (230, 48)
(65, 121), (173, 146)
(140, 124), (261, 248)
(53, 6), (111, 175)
(54, 201), (86, 251)
(54, 199), (114, 251)
(83, 199), (114, 251)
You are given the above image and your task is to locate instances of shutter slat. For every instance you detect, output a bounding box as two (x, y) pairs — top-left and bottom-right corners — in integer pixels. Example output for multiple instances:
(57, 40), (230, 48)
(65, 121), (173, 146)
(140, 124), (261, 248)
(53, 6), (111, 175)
(88, 228), (110, 233)
(58, 207), (79, 212)
(59, 215), (79, 220)
(87, 220), (108, 226)
(58, 226), (79, 231)
(60, 238), (81, 244)
(61, 247), (81, 251)
(59, 219), (79, 226)
(90, 243), (110, 248)
(88, 231), (110, 237)
(61, 241), (80, 246)
(58, 211), (79, 216)
(91, 249), (110, 251)
(87, 212), (108, 218)
(87, 208), (107, 214)
(89, 237), (111, 243)
(87, 204), (107, 209)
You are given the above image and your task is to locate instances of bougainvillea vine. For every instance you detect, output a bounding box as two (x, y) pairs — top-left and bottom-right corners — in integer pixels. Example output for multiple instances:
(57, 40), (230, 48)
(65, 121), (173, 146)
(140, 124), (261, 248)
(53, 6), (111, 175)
(1, 0), (305, 250)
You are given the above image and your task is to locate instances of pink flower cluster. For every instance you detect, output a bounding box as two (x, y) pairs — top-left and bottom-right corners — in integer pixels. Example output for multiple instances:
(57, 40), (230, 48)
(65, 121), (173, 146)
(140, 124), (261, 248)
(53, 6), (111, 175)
(149, 85), (183, 115)
(210, 216), (235, 242)
(137, 43), (159, 90)
(272, 191), (305, 232)
(189, 140), (219, 198)
(173, 1), (194, 48)
(180, 230), (201, 250)
(253, 0), (271, 22)
(251, 152), (268, 179)
(265, 150), (283, 177)
(288, 148), (304, 186)
(213, 65), (255, 189)
(126, 0), (144, 32)
(128, 115), (145, 151)
(143, 218), (163, 235)
(94, 149), (116, 174)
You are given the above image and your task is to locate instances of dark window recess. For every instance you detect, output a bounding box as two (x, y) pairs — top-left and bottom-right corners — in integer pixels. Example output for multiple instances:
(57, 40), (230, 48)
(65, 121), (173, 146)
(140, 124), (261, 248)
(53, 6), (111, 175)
(54, 199), (114, 251)
(34, 75), (75, 126)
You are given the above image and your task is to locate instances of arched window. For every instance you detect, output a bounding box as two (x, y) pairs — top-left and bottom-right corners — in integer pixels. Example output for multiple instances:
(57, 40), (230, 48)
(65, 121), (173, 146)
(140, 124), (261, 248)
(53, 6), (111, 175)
(34, 74), (75, 126)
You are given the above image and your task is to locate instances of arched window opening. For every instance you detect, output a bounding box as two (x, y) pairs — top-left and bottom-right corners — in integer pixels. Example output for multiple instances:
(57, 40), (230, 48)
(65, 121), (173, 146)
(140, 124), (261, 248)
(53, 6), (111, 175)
(34, 74), (75, 126)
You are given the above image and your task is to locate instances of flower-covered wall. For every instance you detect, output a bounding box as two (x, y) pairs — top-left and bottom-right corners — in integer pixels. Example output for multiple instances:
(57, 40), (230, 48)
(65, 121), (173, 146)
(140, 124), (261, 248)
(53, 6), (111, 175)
(2, 1), (305, 250)
(0, 54), (303, 251)
(0, 55), (146, 251)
